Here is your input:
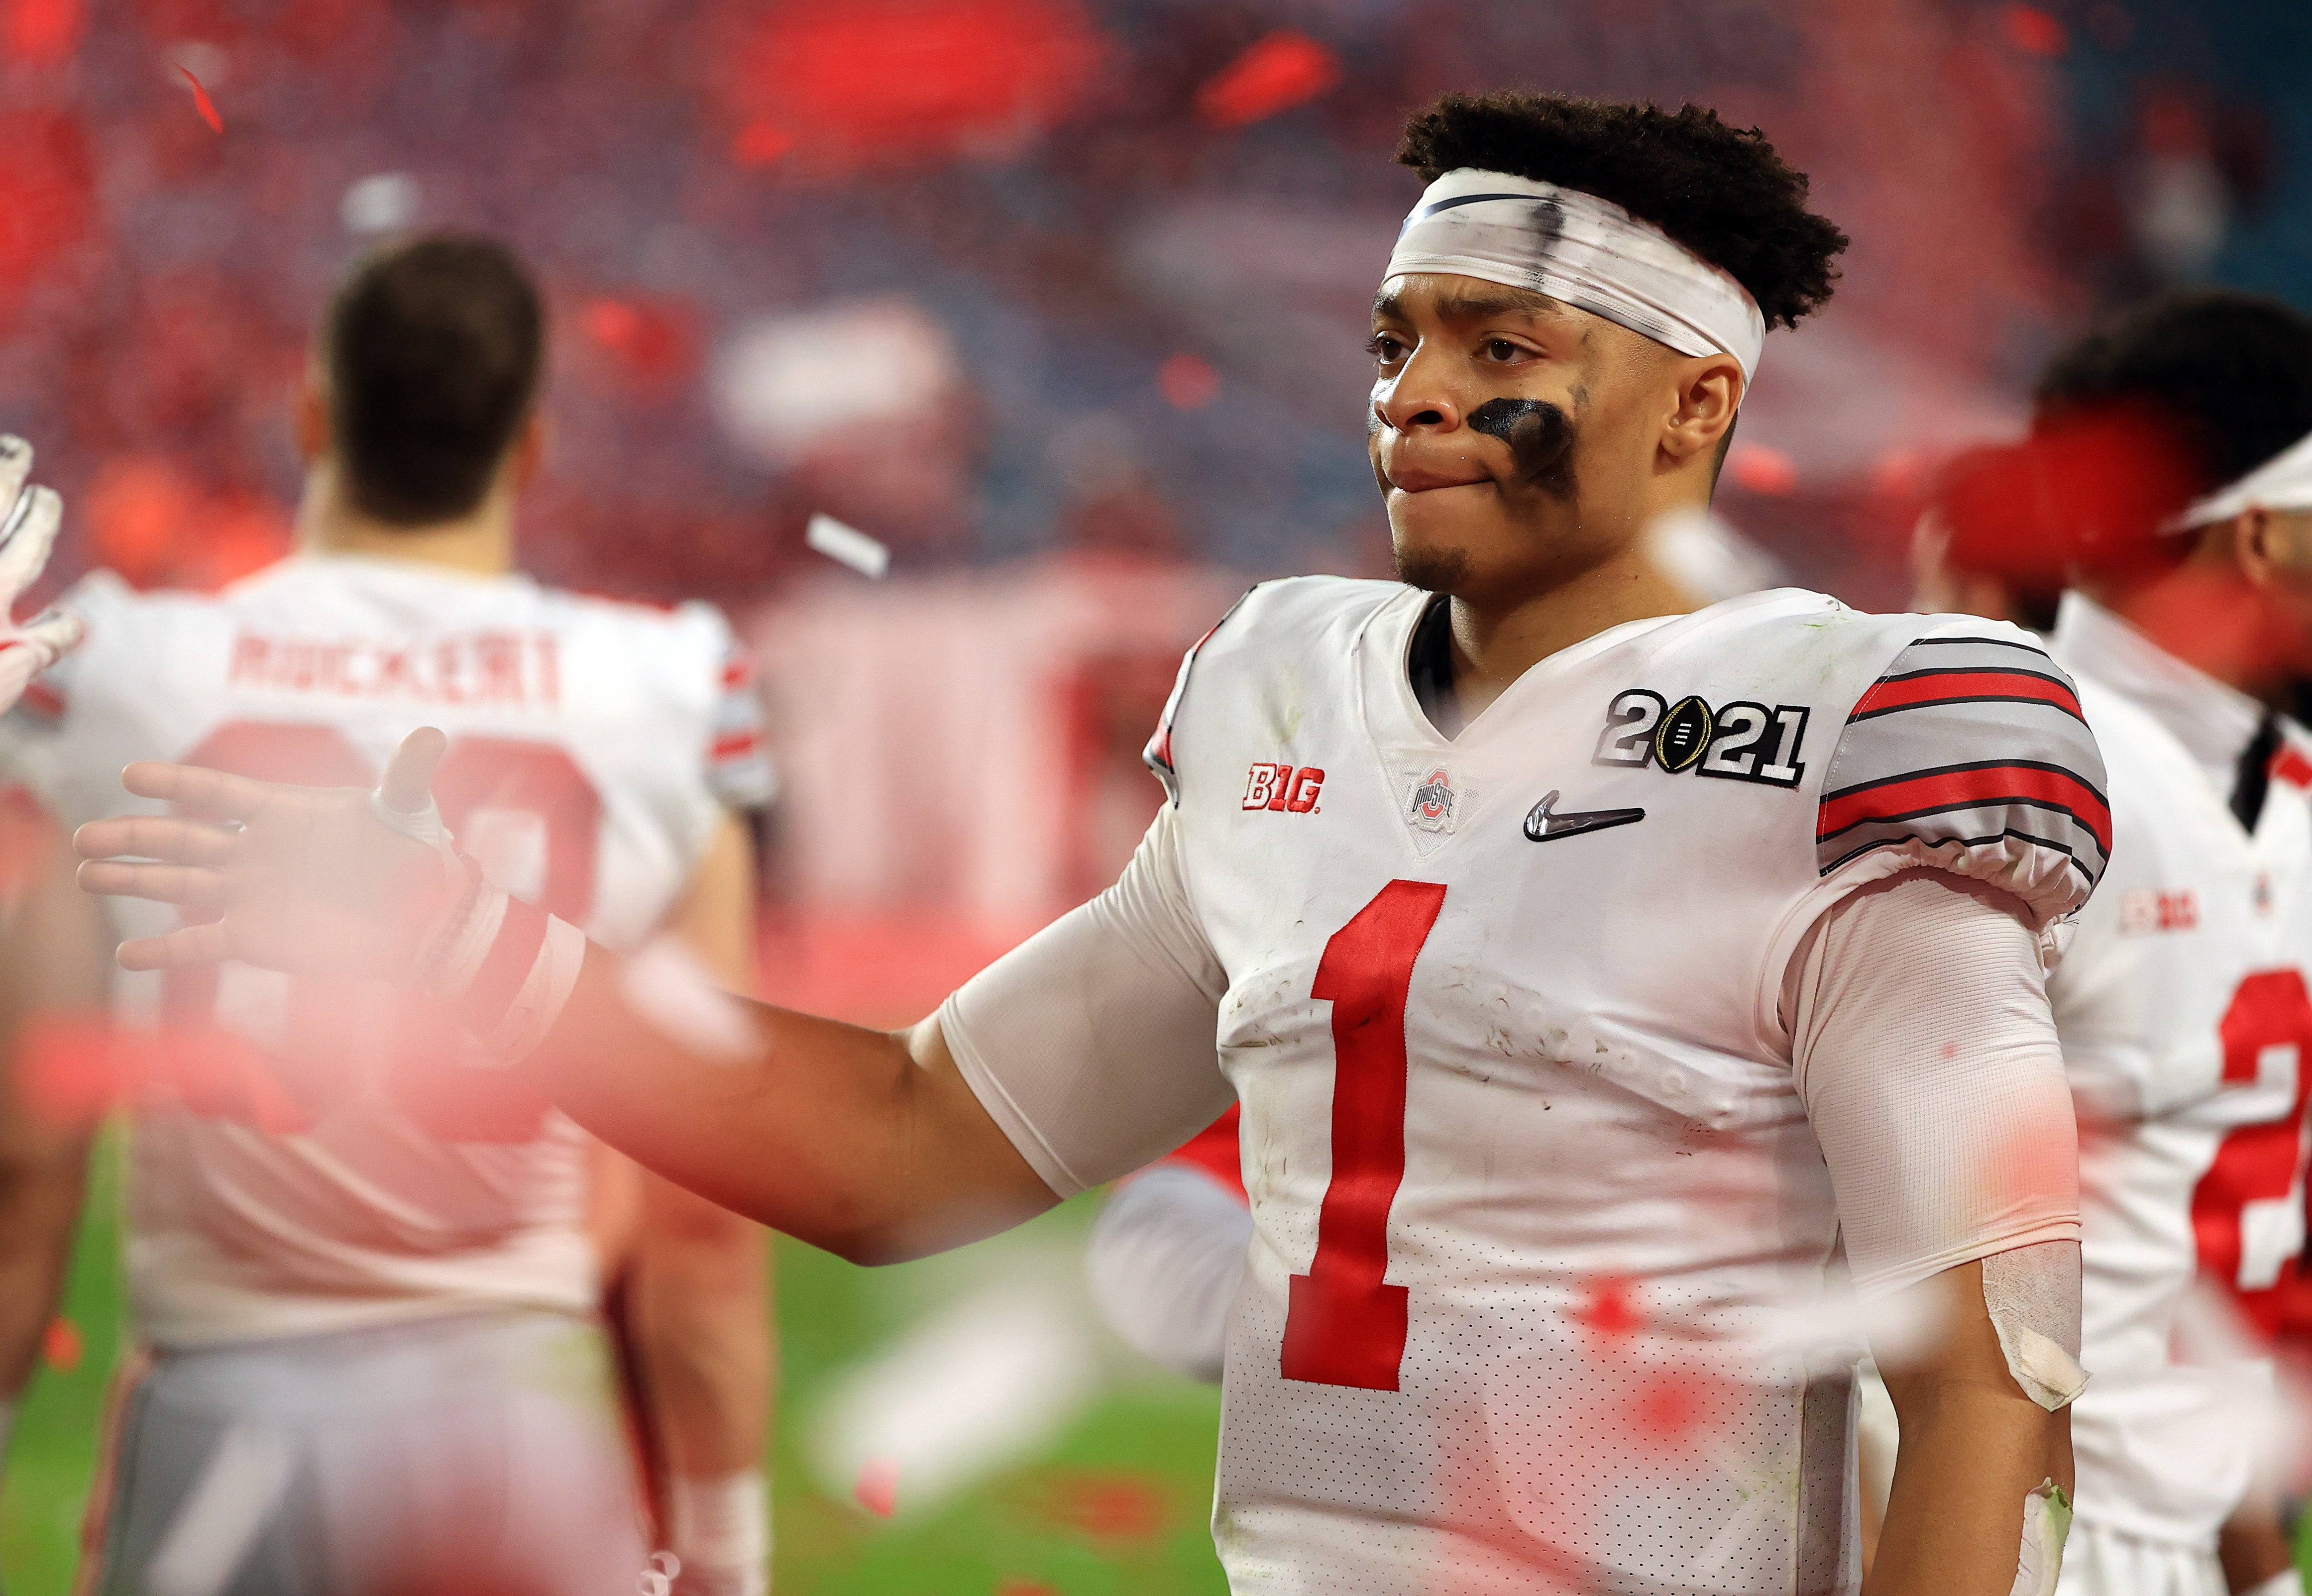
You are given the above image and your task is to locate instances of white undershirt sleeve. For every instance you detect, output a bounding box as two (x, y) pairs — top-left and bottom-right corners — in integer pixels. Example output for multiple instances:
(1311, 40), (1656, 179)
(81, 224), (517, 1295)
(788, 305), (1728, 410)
(1787, 868), (2081, 1299)
(939, 805), (1232, 1198)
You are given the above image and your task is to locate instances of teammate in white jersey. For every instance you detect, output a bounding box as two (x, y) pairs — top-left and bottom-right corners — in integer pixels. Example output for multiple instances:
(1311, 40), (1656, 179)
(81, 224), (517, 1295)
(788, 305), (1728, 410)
(0, 238), (777, 1595)
(80, 95), (2098, 1595)
(1918, 290), (2312, 1596)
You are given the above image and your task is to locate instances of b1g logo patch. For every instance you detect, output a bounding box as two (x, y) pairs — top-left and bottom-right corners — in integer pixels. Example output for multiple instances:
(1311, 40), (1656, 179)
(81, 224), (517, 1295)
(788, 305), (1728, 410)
(1592, 690), (1810, 787)
(1243, 762), (1324, 813)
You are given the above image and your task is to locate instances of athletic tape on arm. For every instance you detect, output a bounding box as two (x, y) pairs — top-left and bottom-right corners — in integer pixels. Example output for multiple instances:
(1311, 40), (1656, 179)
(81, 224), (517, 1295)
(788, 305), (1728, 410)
(1387, 168), (1766, 386)
(1982, 1240), (2088, 1411)
(2012, 1480), (2073, 1596)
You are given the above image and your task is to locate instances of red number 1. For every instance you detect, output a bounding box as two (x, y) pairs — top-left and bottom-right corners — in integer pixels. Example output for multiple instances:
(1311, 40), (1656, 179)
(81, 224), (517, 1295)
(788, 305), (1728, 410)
(1281, 879), (1446, 1389)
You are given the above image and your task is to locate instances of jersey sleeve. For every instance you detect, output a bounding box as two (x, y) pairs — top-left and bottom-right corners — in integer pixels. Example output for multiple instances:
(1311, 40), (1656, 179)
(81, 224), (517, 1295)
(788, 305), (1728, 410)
(938, 803), (1232, 1197)
(1813, 628), (2109, 930)
(1789, 869), (2080, 1297)
(703, 631), (776, 812)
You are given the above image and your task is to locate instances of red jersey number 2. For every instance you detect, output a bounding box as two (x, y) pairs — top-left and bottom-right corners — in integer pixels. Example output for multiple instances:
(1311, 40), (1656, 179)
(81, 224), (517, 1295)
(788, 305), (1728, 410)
(159, 720), (600, 1143)
(2192, 968), (2312, 1338)
(1281, 879), (1446, 1390)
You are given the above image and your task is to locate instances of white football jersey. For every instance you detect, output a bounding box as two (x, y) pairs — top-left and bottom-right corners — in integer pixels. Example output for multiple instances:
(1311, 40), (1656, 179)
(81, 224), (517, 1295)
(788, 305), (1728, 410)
(1139, 578), (2102, 1594)
(21, 554), (772, 1348)
(2048, 594), (2312, 1548)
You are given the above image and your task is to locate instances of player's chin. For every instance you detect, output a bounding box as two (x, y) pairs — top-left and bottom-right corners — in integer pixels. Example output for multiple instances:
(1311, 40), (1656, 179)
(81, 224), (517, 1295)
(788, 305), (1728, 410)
(1387, 496), (1512, 595)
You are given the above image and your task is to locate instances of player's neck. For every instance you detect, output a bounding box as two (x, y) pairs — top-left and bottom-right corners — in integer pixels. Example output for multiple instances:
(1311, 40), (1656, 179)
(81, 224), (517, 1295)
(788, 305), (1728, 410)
(2085, 566), (2287, 705)
(296, 458), (517, 579)
(1440, 538), (1696, 722)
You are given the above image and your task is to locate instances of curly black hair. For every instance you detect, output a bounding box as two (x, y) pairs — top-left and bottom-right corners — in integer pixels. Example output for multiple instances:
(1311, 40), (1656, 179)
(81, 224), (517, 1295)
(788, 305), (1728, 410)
(1395, 93), (1848, 331)
(2033, 289), (2312, 494)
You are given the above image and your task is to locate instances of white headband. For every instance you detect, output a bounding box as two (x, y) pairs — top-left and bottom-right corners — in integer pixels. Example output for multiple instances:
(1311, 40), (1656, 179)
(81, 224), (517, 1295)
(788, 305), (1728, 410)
(2173, 426), (2312, 531)
(1386, 169), (1766, 387)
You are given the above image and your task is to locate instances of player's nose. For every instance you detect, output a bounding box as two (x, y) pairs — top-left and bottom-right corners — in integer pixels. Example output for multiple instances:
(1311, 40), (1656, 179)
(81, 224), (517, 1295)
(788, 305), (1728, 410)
(1372, 356), (1464, 436)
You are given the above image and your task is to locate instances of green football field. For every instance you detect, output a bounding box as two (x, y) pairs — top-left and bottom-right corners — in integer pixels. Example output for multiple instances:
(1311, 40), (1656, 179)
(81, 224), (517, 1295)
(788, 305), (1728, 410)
(0, 1128), (1231, 1594)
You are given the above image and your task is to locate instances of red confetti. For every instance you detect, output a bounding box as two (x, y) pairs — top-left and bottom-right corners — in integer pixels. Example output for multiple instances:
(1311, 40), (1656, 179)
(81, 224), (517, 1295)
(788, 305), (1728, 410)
(1727, 444), (1798, 496)
(1577, 1276), (1643, 1337)
(178, 64), (223, 134)
(2000, 3), (2069, 57)
(1157, 353), (1219, 412)
(1194, 31), (1338, 128)
(854, 1455), (899, 1517)
(1029, 1469), (1169, 1544)
(42, 1315), (81, 1373)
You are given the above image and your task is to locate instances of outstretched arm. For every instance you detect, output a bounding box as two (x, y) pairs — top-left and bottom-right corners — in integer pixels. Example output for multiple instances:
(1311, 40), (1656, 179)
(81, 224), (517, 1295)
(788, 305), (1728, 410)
(72, 734), (1228, 1264)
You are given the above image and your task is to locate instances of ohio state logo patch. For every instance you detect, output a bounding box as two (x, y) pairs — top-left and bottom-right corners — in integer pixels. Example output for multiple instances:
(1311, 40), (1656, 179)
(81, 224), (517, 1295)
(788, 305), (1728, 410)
(1407, 766), (1456, 833)
(1244, 762), (1323, 813)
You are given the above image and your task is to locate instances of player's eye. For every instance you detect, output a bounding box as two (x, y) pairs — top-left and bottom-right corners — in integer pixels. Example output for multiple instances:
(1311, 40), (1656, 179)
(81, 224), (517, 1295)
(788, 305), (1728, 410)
(1365, 333), (1408, 364)
(1480, 337), (1527, 362)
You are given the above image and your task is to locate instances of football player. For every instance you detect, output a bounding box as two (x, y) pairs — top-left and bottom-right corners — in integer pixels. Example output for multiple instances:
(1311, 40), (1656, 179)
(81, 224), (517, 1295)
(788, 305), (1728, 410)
(0, 237), (776, 1595)
(78, 96), (2101, 1595)
(1921, 290), (2312, 1596)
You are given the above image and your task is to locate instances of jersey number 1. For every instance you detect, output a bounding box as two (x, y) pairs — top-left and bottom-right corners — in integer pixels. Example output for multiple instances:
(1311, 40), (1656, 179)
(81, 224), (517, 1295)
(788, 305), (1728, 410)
(1281, 879), (1445, 1390)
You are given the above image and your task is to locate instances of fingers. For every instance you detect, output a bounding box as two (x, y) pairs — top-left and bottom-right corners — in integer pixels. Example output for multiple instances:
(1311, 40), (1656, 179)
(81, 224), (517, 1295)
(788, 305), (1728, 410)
(73, 813), (240, 867)
(76, 858), (227, 912)
(19, 608), (83, 663)
(378, 727), (448, 816)
(118, 760), (269, 819)
(0, 483), (62, 603)
(114, 921), (232, 972)
(0, 436), (31, 531)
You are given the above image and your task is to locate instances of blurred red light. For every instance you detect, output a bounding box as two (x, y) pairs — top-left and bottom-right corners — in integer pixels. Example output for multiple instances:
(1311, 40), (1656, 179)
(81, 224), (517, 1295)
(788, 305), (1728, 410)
(724, 0), (1105, 175)
(0, 110), (94, 328)
(1194, 30), (1339, 129)
(1157, 353), (1219, 411)
(2, 0), (82, 65)
(581, 297), (699, 390)
(2001, 3), (2069, 57)
(1728, 444), (1799, 496)
(732, 119), (793, 168)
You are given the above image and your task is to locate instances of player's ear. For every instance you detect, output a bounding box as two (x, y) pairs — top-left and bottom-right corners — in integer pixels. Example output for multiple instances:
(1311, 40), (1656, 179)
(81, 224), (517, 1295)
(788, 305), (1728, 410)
(1658, 351), (1742, 470)
(294, 367), (330, 465)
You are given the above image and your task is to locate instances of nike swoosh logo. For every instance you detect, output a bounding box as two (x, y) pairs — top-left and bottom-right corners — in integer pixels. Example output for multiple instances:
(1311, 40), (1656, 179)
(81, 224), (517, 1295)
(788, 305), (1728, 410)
(1523, 789), (1646, 843)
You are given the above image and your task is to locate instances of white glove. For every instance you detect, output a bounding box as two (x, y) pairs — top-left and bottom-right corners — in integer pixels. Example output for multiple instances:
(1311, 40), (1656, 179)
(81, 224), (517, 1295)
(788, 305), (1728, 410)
(0, 436), (83, 714)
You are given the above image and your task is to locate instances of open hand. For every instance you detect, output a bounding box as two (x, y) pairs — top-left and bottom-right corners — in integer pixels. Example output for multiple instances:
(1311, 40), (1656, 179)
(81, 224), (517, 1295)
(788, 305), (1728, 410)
(0, 436), (86, 712)
(75, 729), (459, 978)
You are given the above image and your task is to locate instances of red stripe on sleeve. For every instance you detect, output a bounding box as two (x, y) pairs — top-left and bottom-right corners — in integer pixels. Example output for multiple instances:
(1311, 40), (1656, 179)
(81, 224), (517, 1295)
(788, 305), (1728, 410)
(1851, 669), (2082, 721)
(711, 731), (762, 762)
(456, 899), (550, 1039)
(1817, 763), (2111, 853)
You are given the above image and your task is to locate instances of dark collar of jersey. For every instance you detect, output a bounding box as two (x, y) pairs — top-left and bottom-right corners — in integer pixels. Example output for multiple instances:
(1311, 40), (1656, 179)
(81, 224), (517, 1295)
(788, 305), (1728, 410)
(2232, 708), (2282, 833)
(1408, 592), (1465, 740)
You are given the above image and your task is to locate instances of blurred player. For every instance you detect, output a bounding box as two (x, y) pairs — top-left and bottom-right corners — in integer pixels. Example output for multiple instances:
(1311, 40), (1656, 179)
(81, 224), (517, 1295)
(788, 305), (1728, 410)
(0, 237), (776, 1595)
(1919, 290), (2312, 1596)
(81, 96), (2099, 1595)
